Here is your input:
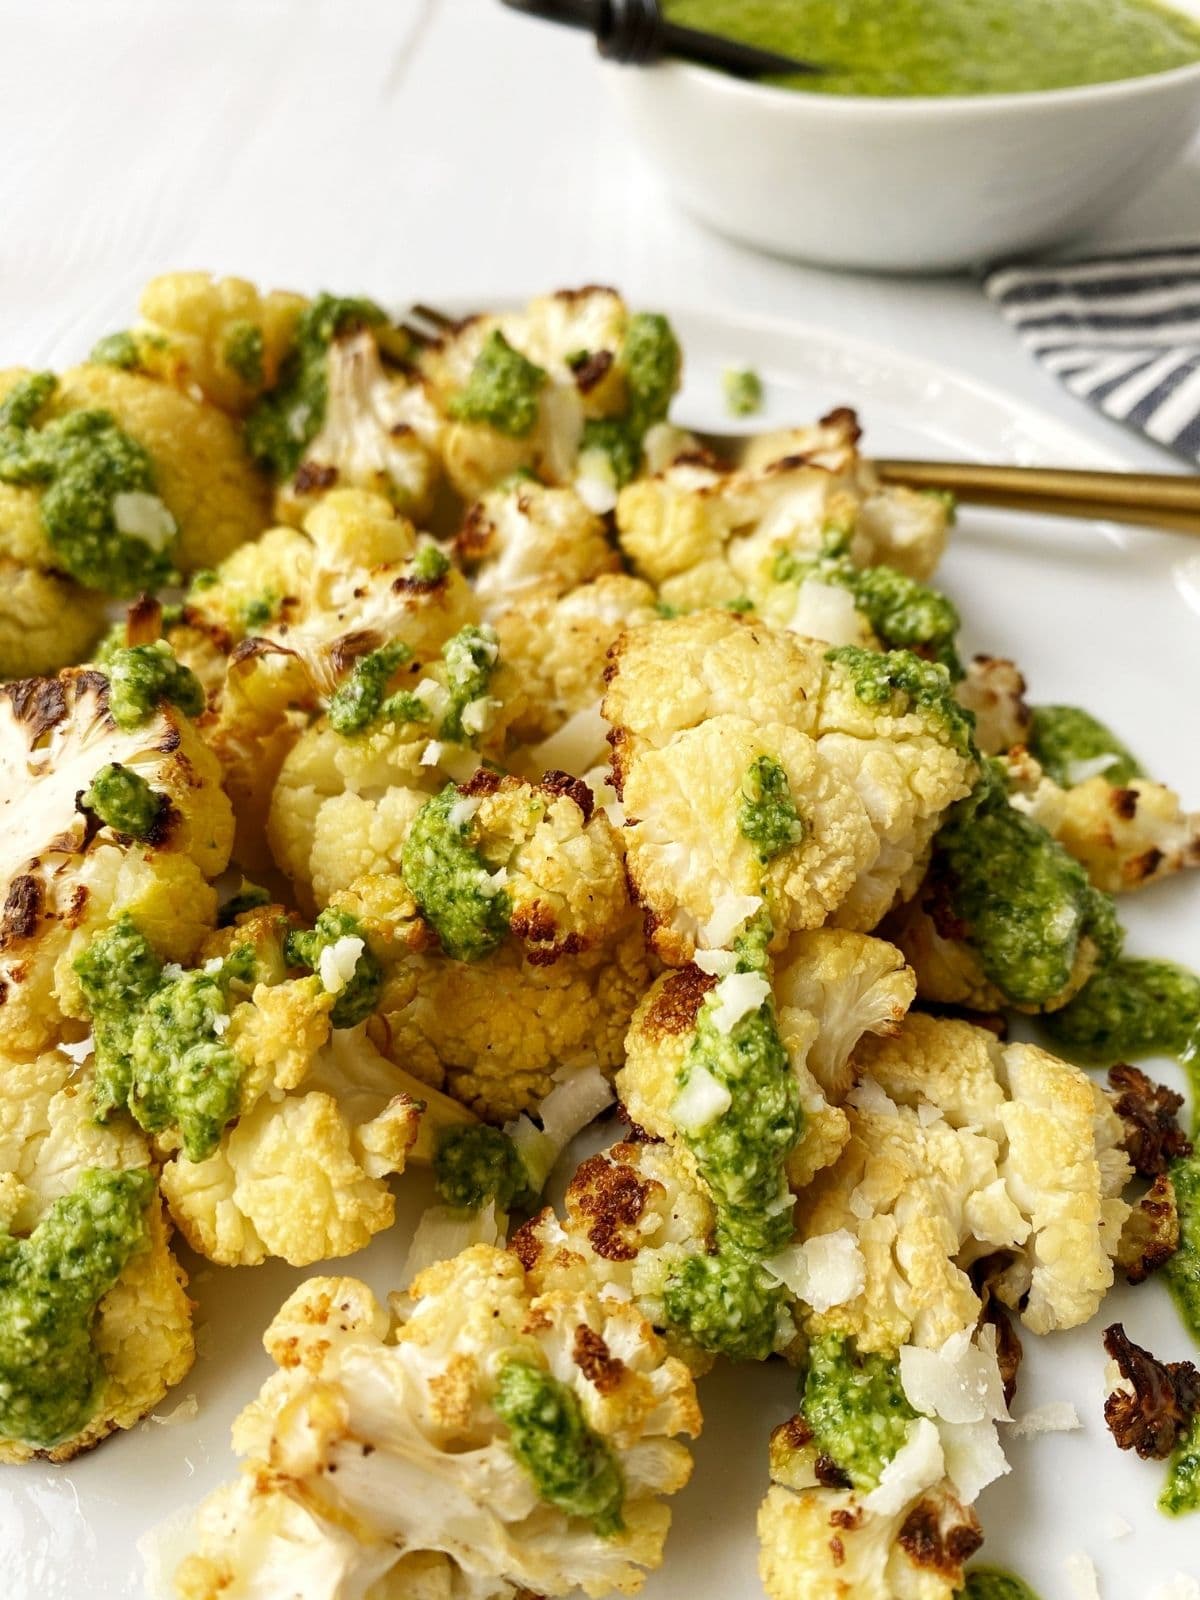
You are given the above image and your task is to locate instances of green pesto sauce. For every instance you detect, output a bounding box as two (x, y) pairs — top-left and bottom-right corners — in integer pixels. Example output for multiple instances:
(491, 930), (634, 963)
(780, 555), (962, 674)
(81, 762), (167, 841)
(663, 1247), (786, 1362)
(0, 1168), (153, 1448)
(285, 907), (382, 1029)
(825, 643), (973, 752)
(801, 1333), (916, 1490)
(328, 641), (413, 735)
(677, 921), (801, 1258)
(240, 593), (277, 630)
(223, 320), (265, 388)
(962, 1572), (1043, 1600)
(724, 366), (763, 418)
(447, 330), (546, 438)
(433, 1124), (532, 1211)
(493, 1360), (625, 1535)
(1028, 703), (1144, 788)
(402, 783), (512, 962)
(1043, 958), (1200, 1064)
(739, 755), (805, 861)
(89, 331), (141, 371)
(244, 293), (386, 478)
(665, 0), (1200, 97)
(578, 312), (682, 488)
(1165, 1155), (1200, 1348)
(1162, 1411), (1200, 1515)
(102, 642), (205, 730)
(937, 766), (1122, 1007)
(0, 372), (178, 596)
(410, 542), (451, 583)
(76, 916), (254, 1162)
(436, 624), (499, 743)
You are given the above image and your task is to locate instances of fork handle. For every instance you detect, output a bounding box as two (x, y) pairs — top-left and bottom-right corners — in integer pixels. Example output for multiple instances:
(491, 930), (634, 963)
(875, 459), (1200, 536)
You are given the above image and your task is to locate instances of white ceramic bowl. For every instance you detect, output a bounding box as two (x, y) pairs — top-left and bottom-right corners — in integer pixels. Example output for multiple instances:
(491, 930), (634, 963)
(604, 3), (1200, 273)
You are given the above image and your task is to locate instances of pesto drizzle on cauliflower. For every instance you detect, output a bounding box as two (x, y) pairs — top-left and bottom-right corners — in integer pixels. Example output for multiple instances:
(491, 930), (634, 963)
(100, 641), (205, 730)
(777, 554), (962, 675)
(76, 916), (255, 1161)
(448, 330), (546, 438)
(402, 784), (511, 962)
(0, 1168), (153, 1448)
(1028, 703), (1143, 788)
(284, 906), (382, 1029)
(935, 763), (1123, 1007)
(81, 762), (169, 842)
(665, 919), (801, 1360)
(739, 756), (806, 862)
(580, 311), (682, 487)
(1043, 958), (1200, 1065)
(434, 1124), (532, 1211)
(799, 1332), (916, 1490)
(493, 1359), (626, 1536)
(826, 643), (973, 751)
(327, 641), (414, 735)
(0, 371), (179, 595)
(244, 293), (386, 477)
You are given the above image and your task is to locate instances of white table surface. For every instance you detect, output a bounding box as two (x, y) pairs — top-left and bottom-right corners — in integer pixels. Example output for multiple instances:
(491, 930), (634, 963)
(1, 0), (1198, 478)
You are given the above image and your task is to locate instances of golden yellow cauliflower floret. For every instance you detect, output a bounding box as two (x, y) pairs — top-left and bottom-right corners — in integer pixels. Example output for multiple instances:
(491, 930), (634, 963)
(955, 655), (1031, 756)
(617, 408), (950, 603)
(134, 270), (307, 413)
(619, 929), (914, 1206)
(797, 1013), (1131, 1351)
(0, 667), (233, 1055)
(456, 478), (619, 615)
(373, 916), (653, 1121)
(1005, 749), (1200, 894)
(758, 1469), (979, 1600)
(0, 560), (108, 677)
(55, 363), (270, 572)
(604, 614), (976, 963)
(498, 573), (659, 750)
(167, 1247), (700, 1600)
(0, 1047), (193, 1463)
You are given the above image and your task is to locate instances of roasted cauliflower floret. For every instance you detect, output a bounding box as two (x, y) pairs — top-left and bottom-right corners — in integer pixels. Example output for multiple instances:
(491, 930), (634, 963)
(372, 916), (652, 1121)
(1005, 748), (1200, 894)
(422, 293), (682, 503)
(0, 1046), (193, 1462)
(604, 614), (976, 963)
(73, 904), (430, 1268)
(124, 270), (307, 413)
(616, 407), (950, 603)
(956, 655), (1030, 757)
(797, 1013), (1131, 1348)
(167, 1247), (701, 1599)
(498, 574), (659, 752)
(456, 477), (620, 614)
(887, 762), (1123, 1014)
(0, 660), (233, 1056)
(0, 558), (108, 677)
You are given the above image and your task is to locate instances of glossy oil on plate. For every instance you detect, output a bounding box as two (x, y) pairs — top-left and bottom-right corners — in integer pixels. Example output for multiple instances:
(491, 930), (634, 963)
(3, 307), (1198, 1600)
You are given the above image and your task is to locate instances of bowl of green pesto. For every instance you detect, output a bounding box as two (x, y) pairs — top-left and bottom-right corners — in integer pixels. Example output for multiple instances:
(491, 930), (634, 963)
(604, 0), (1200, 271)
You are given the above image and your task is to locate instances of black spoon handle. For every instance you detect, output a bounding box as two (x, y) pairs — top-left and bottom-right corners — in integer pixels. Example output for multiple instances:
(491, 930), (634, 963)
(498, 0), (825, 78)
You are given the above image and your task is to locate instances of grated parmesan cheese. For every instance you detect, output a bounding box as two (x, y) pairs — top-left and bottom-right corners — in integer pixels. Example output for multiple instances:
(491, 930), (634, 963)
(318, 936), (364, 995)
(708, 971), (771, 1035)
(113, 490), (177, 551)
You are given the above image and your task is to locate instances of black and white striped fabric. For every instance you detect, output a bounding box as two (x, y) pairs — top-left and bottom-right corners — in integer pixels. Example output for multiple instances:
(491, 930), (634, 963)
(985, 244), (1200, 462)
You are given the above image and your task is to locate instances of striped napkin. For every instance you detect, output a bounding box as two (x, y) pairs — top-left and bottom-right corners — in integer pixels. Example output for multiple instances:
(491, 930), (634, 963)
(985, 243), (1200, 462)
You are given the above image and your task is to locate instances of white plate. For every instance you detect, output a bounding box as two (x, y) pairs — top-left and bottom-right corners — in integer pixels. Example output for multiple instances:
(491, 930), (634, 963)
(3, 308), (1199, 1600)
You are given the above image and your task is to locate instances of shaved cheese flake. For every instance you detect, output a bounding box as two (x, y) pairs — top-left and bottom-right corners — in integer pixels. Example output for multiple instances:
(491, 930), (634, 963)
(694, 948), (739, 978)
(1008, 1400), (1082, 1437)
(848, 1077), (899, 1118)
(58, 1035), (94, 1065)
(863, 1418), (944, 1516)
(1103, 1513), (1132, 1540)
(786, 578), (864, 647)
(478, 866), (508, 899)
(211, 1011), (231, 1037)
(900, 1329), (1008, 1426)
(1065, 752), (1121, 786)
(460, 696), (494, 736)
(414, 677), (451, 719)
(147, 1393), (199, 1427)
(447, 795), (482, 831)
(699, 893), (762, 950)
(420, 740), (443, 767)
(318, 936), (364, 995)
(530, 704), (610, 776)
(709, 971), (771, 1035)
(671, 1063), (732, 1133)
(763, 1230), (865, 1311)
(113, 491), (177, 551)
(939, 1416), (1010, 1503)
(536, 1065), (614, 1150)
(575, 464), (619, 515)
(1063, 1551), (1101, 1600)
